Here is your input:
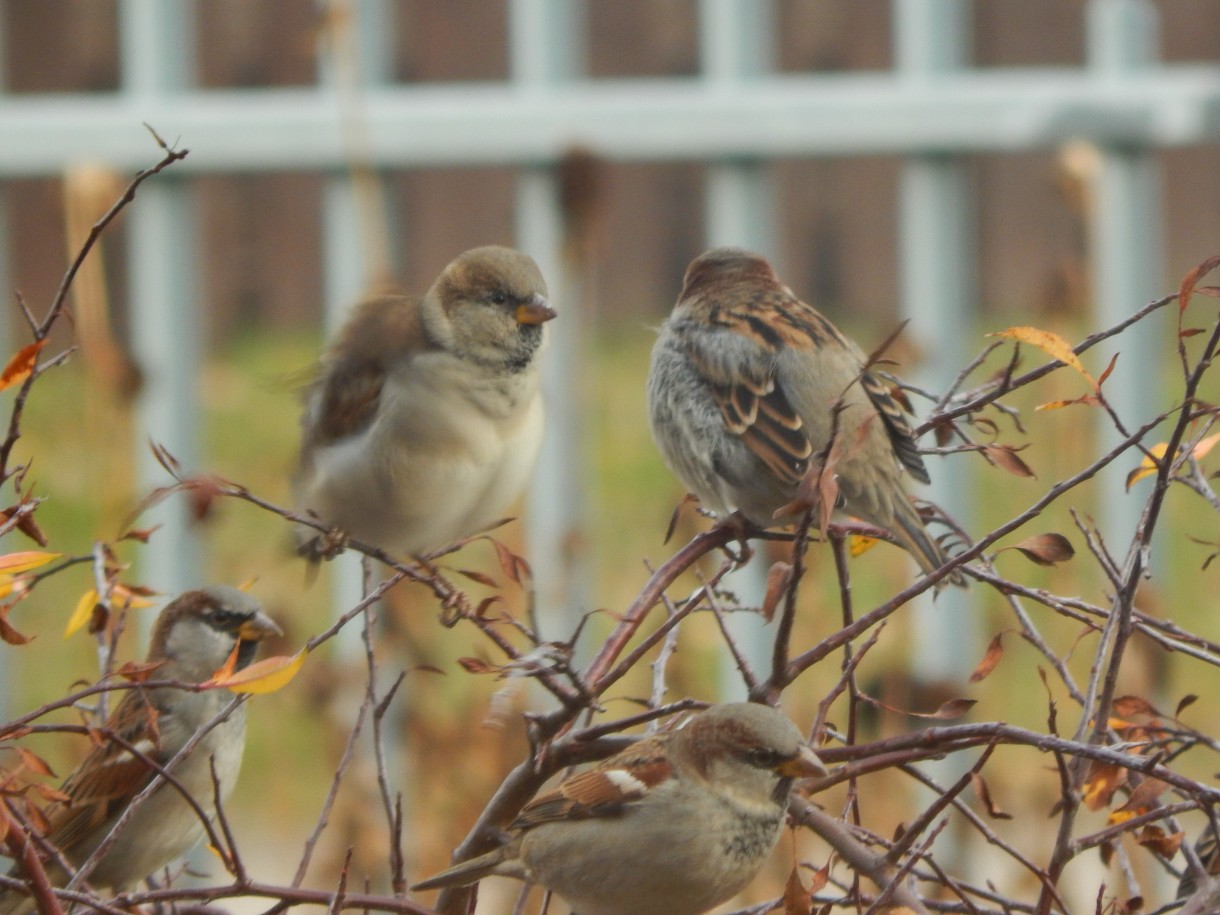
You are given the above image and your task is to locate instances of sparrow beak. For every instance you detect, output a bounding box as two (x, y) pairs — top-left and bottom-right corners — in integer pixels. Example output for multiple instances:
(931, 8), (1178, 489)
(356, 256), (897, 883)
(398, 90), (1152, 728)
(776, 744), (827, 779)
(238, 611), (283, 643)
(515, 294), (558, 326)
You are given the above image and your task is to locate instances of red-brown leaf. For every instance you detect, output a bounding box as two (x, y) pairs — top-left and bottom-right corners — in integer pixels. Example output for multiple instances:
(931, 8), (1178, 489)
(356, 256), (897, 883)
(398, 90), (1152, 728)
(1175, 694), (1199, 718)
(0, 340), (47, 392)
(1136, 824), (1183, 859)
(491, 539), (531, 586)
(0, 612), (30, 645)
(782, 866), (812, 915)
(114, 659), (166, 683)
(971, 772), (1013, 820)
(457, 657), (495, 675)
(761, 561), (794, 623)
(17, 747), (55, 778)
(456, 568), (499, 588)
(1179, 253), (1220, 314)
(969, 633), (1005, 683)
(1004, 533), (1075, 567)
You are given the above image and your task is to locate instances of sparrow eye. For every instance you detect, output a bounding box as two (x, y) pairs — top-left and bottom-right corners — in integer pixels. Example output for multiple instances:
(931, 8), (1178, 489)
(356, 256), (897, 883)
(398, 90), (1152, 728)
(488, 291), (508, 306)
(745, 747), (784, 769)
(208, 608), (246, 630)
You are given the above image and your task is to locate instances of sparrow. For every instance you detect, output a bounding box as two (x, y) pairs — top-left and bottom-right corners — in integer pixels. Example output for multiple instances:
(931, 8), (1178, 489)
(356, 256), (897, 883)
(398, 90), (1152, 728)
(0, 586), (281, 914)
(647, 247), (963, 585)
(413, 702), (825, 915)
(295, 245), (557, 560)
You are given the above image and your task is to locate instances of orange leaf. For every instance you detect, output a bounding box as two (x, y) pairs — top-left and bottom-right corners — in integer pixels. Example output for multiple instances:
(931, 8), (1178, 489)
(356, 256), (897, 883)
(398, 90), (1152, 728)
(970, 633), (1005, 683)
(207, 650), (307, 695)
(1113, 695), (1159, 718)
(988, 326), (1093, 388)
(0, 340), (47, 392)
(1136, 825), (1183, 858)
(1083, 761), (1126, 811)
(848, 534), (879, 557)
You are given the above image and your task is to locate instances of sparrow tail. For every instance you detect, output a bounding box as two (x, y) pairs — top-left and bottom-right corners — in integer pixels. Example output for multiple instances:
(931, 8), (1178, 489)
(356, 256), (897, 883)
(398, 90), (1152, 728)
(891, 501), (967, 588)
(411, 848), (507, 892)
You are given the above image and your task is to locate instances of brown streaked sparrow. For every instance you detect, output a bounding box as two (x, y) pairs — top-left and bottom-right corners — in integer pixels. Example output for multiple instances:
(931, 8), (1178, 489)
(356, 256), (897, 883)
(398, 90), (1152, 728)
(295, 245), (557, 560)
(413, 702), (825, 915)
(0, 586), (281, 914)
(648, 247), (963, 585)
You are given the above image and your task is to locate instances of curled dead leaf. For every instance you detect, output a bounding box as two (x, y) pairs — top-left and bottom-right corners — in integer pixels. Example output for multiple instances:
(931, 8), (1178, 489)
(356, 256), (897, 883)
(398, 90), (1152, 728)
(983, 444), (1036, 478)
(1000, 533), (1075, 567)
(971, 771), (1012, 820)
(761, 561), (794, 623)
(969, 633), (1005, 683)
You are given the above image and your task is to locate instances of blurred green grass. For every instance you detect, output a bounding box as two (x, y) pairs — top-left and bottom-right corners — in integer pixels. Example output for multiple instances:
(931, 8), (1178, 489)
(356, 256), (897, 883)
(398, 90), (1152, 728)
(4, 308), (1220, 905)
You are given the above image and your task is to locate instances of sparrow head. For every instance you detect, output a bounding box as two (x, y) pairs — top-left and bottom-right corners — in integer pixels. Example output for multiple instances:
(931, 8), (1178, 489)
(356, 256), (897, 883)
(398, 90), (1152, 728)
(671, 702), (825, 805)
(149, 586), (282, 682)
(679, 247), (782, 307)
(426, 245), (556, 372)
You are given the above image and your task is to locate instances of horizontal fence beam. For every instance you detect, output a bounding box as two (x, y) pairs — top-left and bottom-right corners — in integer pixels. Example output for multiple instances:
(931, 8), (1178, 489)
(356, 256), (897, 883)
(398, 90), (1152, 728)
(2, 66), (1219, 174)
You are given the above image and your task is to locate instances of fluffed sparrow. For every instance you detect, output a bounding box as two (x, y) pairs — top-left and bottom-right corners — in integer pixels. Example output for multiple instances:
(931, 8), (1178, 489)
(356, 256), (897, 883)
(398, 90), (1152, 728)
(295, 245), (556, 559)
(0, 586), (281, 914)
(413, 702), (825, 915)
(648, 247), (963, 585)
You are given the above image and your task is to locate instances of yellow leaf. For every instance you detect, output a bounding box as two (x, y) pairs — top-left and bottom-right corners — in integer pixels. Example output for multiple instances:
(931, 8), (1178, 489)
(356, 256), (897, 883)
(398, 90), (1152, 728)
(208, 650), (307, 695)
(849, 535), (879, 557)
(989, 326), (1094, 388)
(1106, 809), (1137, 826)
(1126, 443), (1169, 490)
(64, 589), (99, 638)
(0, 551), (61, 574)
(0, 340), (48, 392)
(0, 574), (14, 600)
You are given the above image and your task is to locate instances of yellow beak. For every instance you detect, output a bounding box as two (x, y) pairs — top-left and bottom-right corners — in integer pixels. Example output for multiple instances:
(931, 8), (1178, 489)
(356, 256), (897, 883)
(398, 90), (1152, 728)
(238, 611), (283, 642)
(776, 744), (827, 779)
(515, 295), (558, 325)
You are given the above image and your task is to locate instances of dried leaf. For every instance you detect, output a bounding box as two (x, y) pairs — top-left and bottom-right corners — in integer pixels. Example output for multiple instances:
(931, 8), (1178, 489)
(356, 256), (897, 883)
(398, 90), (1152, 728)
(932, 698), (976, 719)
(969, 633), (1005, 683)
(458, 657), (495, 675)
(1083, 761), (1126, 811)
(1113, 696), (1159, 718)
(1136, 825), (1183, 859)
(0, 551), (60, 574)
(110, 584), (157, 610)
(210, 650), (307, 695)
(1097, 352), (1119, 388)
(16, 747), (55, 778)
(1113, 777), (1168, 816)
(848, 534), (878, 557)
(1175, 694), (1199, 718)
(983, 444), (1036, 478)
(456, 568), (499, 588)
(1002, 533), (1075, 567)
(806, 859), (830, 894)
(0, 340), (48, 392)
(0, 613), (30, 645)
(782, 866), (812, 915)
(989, 326), (1093, 387)
(491, 539), (531, 586)
(1179, 253), (1220, 314)
(761, 561), (793, 623)
(64, 588), (100, 638)
(971, 772), (1012, 820)
(113, 659), (165, 683)
(119, 526), (160, 544)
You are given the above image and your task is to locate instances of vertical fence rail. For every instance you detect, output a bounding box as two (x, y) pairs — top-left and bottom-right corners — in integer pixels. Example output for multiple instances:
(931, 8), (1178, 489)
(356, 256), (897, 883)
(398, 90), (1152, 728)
(514, 0), (590, 653)
(121, 0), (202, 604)
(699, 0), (778, 696)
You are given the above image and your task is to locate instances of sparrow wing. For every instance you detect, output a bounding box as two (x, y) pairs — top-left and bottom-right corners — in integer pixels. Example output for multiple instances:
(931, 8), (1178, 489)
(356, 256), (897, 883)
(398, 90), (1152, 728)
(301, 293), (423, 450)
(511, 734), (674, 830)
(858, 372), (931, 484)
(44, 691), (169, 855)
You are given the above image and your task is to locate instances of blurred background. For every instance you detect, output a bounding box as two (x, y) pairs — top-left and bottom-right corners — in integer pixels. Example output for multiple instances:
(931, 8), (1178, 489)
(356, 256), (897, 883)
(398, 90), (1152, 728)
(2, 1), (1220, 911)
